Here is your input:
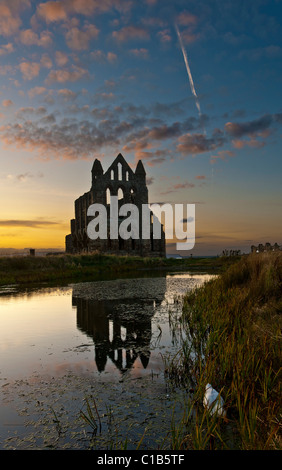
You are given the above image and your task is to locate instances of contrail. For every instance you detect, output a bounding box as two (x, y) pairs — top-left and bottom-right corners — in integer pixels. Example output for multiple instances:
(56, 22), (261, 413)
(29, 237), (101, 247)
(175, 23), (202, 118)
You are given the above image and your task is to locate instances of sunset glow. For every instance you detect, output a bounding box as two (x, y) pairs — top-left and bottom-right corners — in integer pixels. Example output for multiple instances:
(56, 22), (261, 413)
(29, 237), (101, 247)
(0, 0), (281, 255)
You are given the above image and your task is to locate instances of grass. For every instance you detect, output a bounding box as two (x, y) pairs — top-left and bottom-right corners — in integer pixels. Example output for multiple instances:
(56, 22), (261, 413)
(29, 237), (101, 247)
(165, 251), (282, 450)
(0, 252), (238, 286)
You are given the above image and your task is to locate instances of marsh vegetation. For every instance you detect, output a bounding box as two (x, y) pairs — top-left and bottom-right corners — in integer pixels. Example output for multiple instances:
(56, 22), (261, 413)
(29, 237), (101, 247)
(164, 252), (281, 450)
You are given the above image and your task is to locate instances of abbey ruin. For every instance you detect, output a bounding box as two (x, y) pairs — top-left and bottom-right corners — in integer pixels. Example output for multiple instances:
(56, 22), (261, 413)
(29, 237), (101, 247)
(251, 242), (281, 253)
(65, 153), (166, 257)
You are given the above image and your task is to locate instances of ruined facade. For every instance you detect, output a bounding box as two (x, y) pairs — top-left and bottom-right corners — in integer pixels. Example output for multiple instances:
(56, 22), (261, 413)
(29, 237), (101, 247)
(251, 242), (281, 253)
(65, 153), (166, 257)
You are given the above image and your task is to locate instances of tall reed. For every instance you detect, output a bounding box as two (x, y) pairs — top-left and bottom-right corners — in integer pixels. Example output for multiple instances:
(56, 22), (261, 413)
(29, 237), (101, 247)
(166, 252), (281, 449)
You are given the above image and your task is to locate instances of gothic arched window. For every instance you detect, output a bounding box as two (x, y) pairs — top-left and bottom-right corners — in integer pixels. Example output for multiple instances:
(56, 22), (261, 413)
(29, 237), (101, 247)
(118, 162), (122, 181)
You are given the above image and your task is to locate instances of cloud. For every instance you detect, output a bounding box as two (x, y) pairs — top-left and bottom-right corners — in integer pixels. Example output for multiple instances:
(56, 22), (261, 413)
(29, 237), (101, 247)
(36, 0), (133, 23)
(0, 65), (15, 76)
(210, 150), (235, 164)
(112, 25), (149, 42)
(0, 43), (14, 56)
(36, 1), (68, 23)
(125, 116), (201, 145)
(45, 65), (89, 84)
(65, 23), (99, 50)
(19, 29), (53, 47)
(133, 150), (167, 167)
(2, 99), (13, 107)
(176, 10), (200, 44)
(0, 0), (30, 37)
(231, 135), (267, 150)
(181, 29), (200, 44)
(0, 117), (121, 161)
(0, 219), (58, 228)
(225, 115), (273, 137)
(107, 52), (117, 62)
(16, 172), (44, 182)
(19, 61), (41, 80)
(177, 131), (225, 155)
(195, 175), (206, 180)
(161, 181), (195, 195)
(129, 48), (149, 59)
(55, 51), (69, 67)
(90, 50), (118, 63)
(177, 11), (198, 26)
(15, 107), (47, 118)
(157, 29), (172, 43)
(57, 89), (77, 101)
(40, 54), (53, 69)
(0, 95), (214, 165)
(224, 113), (282, 152)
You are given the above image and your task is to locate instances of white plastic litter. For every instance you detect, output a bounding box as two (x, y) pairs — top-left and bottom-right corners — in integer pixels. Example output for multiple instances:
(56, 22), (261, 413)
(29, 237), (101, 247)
(203, 383), (226, 417)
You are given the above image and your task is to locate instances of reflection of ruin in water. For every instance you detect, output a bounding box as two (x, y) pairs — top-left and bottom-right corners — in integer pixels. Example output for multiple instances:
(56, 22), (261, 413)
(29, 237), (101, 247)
(72, 281), (166, 373)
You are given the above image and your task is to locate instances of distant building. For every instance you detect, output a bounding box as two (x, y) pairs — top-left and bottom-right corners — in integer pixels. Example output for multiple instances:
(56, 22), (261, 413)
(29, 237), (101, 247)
(65, 153), (166, 257)
(251, 243), (281, 253)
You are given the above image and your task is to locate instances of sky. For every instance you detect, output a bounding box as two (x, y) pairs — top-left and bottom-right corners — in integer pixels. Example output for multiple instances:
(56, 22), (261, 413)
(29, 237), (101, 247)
(0, 0), (281, 255)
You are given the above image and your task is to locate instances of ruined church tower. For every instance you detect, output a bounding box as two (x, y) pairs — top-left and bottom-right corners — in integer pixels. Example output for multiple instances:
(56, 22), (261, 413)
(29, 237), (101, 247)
(65, 153), (165, 257)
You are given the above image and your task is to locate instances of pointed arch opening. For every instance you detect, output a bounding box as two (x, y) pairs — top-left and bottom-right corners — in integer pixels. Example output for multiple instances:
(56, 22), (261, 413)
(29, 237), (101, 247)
(106, 188), (111, 205)
(118, 187), (124, 201)
(118, 162), (122, 181)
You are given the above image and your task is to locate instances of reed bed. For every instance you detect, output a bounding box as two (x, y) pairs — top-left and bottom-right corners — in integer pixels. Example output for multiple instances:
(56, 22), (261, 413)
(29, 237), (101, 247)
(165, 252), (281, 450)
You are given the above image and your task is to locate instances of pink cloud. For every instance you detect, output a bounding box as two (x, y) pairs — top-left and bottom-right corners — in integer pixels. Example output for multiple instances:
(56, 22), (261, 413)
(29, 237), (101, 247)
(0, 1), (31, 36)
(41, 54), (53, 69)
(45, 65), (89, 84)
(157, 29), (172, 43)
(0, 65), (15, 76)
(65, 23), (99, 50)
(129, 48), (149, 59)
(232, 138), (265, 150)
(177, 11), (198, 26)
(57, 89), (77, 100)
(19, 61), (41, 80)
(181, 29), (200, 44)
(2, 99), (13, 107)
(210, 150), (235, 164)
(55, 51), (69, 66)
(36, 1), (68, 23)
(0, 43), (14, 56)
(161, 181), (195, 195)
(19, 29), (53, 47)
(90, 50), (117, 63)
(112, 25), (149, 42)
(36, 0), (133, 23)
(107, 52), (117, 62)
(28, 87), (48, 98)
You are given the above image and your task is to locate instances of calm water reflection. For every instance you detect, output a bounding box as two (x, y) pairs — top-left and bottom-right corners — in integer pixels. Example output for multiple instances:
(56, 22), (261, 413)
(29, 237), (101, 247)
(0, 272), (215, 449)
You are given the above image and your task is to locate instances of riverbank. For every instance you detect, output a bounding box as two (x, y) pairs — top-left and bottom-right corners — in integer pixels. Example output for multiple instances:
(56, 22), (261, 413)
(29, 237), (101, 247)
(0, 252), (240, 286)
(165, 251), (281, 450)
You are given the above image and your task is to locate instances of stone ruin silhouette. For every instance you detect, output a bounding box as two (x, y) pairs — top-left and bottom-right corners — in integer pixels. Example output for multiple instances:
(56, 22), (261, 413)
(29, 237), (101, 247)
(251, 242), (281, 253)
(65, 153), (166, 257)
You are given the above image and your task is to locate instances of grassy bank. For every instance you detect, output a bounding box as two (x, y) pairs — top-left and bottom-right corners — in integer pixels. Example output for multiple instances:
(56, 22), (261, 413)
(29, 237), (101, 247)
(0, 252), (238, 286)
(165, 251), (281, 449)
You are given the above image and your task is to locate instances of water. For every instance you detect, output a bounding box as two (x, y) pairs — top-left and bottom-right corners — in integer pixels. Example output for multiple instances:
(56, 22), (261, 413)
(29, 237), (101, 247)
(0, 271), (214, 450)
